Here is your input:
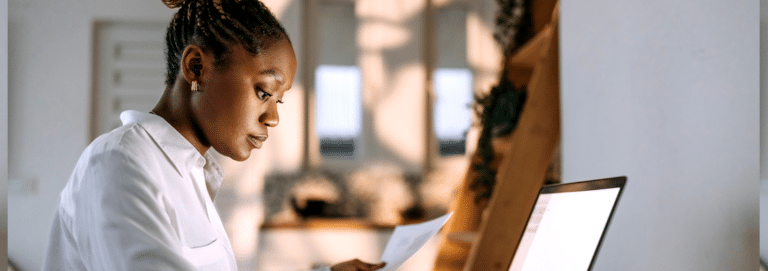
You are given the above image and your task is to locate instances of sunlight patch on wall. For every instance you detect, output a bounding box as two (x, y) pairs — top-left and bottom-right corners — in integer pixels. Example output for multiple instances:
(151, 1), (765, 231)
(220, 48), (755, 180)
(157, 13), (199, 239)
(360, 52), (387, 109)
(356, 0), (424, 23)
(467, 12), (499, 70)
(358, 22), (411, 51)
(467, 11), (503, 96)
(376, 63), (425, 165)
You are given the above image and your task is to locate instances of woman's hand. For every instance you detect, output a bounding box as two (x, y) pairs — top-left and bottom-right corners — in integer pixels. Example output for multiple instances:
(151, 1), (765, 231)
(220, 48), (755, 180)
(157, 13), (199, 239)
(330, 259), (386, 271)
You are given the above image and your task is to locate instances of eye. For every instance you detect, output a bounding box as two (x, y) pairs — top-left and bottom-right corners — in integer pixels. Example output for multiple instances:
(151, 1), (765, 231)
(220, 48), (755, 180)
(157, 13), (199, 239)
(256, 88), (272, 101)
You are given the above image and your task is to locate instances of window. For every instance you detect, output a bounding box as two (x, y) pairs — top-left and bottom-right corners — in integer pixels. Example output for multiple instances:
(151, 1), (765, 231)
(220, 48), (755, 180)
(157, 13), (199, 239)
(315, 1), (360, 159)
(304, 0), (496, 171)
(434, 5), (472, 156)
(434, 68), (473, 155)
(315, 65), (361, 157)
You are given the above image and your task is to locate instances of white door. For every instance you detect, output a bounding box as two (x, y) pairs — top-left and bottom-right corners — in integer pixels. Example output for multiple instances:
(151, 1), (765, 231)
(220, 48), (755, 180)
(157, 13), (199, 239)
(92, 21), (167, 139)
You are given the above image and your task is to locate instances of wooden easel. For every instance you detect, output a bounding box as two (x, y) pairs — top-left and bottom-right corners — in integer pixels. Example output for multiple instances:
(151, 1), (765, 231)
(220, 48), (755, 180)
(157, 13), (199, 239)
(432, 2), (560, 271)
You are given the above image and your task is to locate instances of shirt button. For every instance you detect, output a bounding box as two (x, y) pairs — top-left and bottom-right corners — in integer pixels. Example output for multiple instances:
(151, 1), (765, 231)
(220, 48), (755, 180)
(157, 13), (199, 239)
(197, 157), (206, 167)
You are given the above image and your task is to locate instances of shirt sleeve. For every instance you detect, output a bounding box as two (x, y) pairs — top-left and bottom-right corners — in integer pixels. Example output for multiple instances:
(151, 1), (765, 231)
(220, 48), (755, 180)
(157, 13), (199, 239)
(76, 148), (196, 271)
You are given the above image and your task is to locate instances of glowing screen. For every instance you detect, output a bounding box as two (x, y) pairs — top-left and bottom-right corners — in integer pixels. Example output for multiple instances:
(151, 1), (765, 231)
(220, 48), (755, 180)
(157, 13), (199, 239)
(508, 187), (621, 271)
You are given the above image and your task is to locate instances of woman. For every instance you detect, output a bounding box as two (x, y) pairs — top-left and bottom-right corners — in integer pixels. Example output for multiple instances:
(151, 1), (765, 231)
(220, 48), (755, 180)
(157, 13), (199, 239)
(42, 0), (385, 270)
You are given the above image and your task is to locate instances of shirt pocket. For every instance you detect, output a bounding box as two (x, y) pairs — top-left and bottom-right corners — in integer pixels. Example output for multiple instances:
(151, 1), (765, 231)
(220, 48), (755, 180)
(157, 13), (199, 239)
(177, 202), (217, 248)
(177, 210), (232, 270)
(181, 238), (232, 271)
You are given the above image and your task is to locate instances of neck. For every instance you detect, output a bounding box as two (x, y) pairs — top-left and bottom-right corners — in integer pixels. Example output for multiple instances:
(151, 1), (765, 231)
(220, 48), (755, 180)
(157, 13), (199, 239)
(152, 85), (210, 156)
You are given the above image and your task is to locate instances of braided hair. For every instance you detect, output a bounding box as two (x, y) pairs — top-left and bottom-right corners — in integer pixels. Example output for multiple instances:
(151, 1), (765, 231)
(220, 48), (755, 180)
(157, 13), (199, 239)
(161, 0), (290, 88)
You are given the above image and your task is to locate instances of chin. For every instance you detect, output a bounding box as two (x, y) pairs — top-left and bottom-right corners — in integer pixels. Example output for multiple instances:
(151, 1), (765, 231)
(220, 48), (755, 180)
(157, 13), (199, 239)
(217, 146), (251, 162)
(230, 151), (251, 162)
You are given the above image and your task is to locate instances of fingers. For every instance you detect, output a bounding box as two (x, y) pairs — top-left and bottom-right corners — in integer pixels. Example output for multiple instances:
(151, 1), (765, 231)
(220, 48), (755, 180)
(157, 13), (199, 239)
(331, 259), (386, 271)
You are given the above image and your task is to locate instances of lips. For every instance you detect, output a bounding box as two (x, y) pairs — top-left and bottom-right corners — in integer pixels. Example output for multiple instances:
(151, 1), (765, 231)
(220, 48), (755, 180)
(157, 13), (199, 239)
(247, 135), (267, 149)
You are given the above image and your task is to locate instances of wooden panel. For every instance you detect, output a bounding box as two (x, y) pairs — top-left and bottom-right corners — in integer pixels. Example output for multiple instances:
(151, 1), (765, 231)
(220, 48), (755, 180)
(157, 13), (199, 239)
(462, 3), (560, 271)
(431, 151), (488, 271)
(532, 0), (558, 34)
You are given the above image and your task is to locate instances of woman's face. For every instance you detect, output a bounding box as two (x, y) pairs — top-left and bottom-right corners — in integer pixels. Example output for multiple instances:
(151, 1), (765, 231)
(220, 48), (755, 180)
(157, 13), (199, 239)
(193, 40), (297, 161)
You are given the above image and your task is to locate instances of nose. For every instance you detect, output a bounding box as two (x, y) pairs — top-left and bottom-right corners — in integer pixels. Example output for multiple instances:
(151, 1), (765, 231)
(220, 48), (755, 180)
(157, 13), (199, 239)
(260, 101), (280, 127)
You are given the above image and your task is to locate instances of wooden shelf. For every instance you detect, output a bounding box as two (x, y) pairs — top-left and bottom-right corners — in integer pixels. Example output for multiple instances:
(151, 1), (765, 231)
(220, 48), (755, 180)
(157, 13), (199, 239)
(445, 231), (479, 245)
(261, 218), (430, 231)
(261, 218), (395, 230)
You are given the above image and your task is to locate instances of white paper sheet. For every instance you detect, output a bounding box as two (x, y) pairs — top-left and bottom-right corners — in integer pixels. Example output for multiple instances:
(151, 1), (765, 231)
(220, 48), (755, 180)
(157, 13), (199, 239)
(378, 212), (453, 271)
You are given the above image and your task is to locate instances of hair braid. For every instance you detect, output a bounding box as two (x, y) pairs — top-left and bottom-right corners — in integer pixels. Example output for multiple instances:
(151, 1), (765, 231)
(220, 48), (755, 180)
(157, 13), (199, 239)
(162, 0), (289, 89)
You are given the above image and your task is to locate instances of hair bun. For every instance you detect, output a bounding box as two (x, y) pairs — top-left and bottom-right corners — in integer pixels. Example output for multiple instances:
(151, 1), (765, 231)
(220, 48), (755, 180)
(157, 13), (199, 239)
(162, 0), (190, 8)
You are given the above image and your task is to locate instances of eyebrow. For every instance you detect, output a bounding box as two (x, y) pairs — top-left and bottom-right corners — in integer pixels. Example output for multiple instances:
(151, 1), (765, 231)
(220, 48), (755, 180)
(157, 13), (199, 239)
(261, 70), (284, 84)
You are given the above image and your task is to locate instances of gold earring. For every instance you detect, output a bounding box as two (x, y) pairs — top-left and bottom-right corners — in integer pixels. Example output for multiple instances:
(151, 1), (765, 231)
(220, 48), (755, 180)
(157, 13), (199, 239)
(191, 81), (198, 92)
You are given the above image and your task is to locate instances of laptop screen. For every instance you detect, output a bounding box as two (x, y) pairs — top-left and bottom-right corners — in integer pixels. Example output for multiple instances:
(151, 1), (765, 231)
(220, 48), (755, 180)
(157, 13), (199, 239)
(507, 177), (626, 271)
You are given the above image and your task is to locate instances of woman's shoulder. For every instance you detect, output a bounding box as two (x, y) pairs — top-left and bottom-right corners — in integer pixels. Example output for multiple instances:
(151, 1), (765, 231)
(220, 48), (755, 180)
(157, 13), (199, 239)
(74, 123), (166, 184)
(86, 122), (159, 160)
(68, 123), (173, 199)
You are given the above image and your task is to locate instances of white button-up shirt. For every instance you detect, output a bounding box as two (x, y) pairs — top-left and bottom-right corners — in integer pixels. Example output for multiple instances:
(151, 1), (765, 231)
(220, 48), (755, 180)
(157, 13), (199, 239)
(43, 110), (237, 270)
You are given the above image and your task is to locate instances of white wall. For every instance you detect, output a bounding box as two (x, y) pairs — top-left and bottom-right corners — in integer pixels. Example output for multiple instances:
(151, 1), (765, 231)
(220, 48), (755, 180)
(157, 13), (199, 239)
(7, 2), (174, 270)
(760, 0), (768, 264)
(561, 1), (759, 270)
(1, 0), (9, 269)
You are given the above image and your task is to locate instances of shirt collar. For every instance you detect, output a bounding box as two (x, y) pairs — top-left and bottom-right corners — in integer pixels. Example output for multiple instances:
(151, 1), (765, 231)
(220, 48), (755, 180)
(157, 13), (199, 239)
(120, 110), (224, 195)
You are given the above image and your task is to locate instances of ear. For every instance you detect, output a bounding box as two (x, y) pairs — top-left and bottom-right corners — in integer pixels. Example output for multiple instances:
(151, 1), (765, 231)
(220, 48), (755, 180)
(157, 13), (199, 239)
(180, 44), (212, 84)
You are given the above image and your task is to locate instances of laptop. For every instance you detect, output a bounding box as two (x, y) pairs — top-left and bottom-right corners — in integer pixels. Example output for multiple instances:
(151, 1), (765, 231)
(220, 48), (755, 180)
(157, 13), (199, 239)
(506, 176), (627, 271)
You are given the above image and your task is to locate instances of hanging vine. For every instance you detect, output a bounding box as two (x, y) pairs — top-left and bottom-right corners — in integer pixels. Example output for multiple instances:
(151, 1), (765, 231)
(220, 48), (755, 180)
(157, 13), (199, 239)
(470, 0), (534, 202)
